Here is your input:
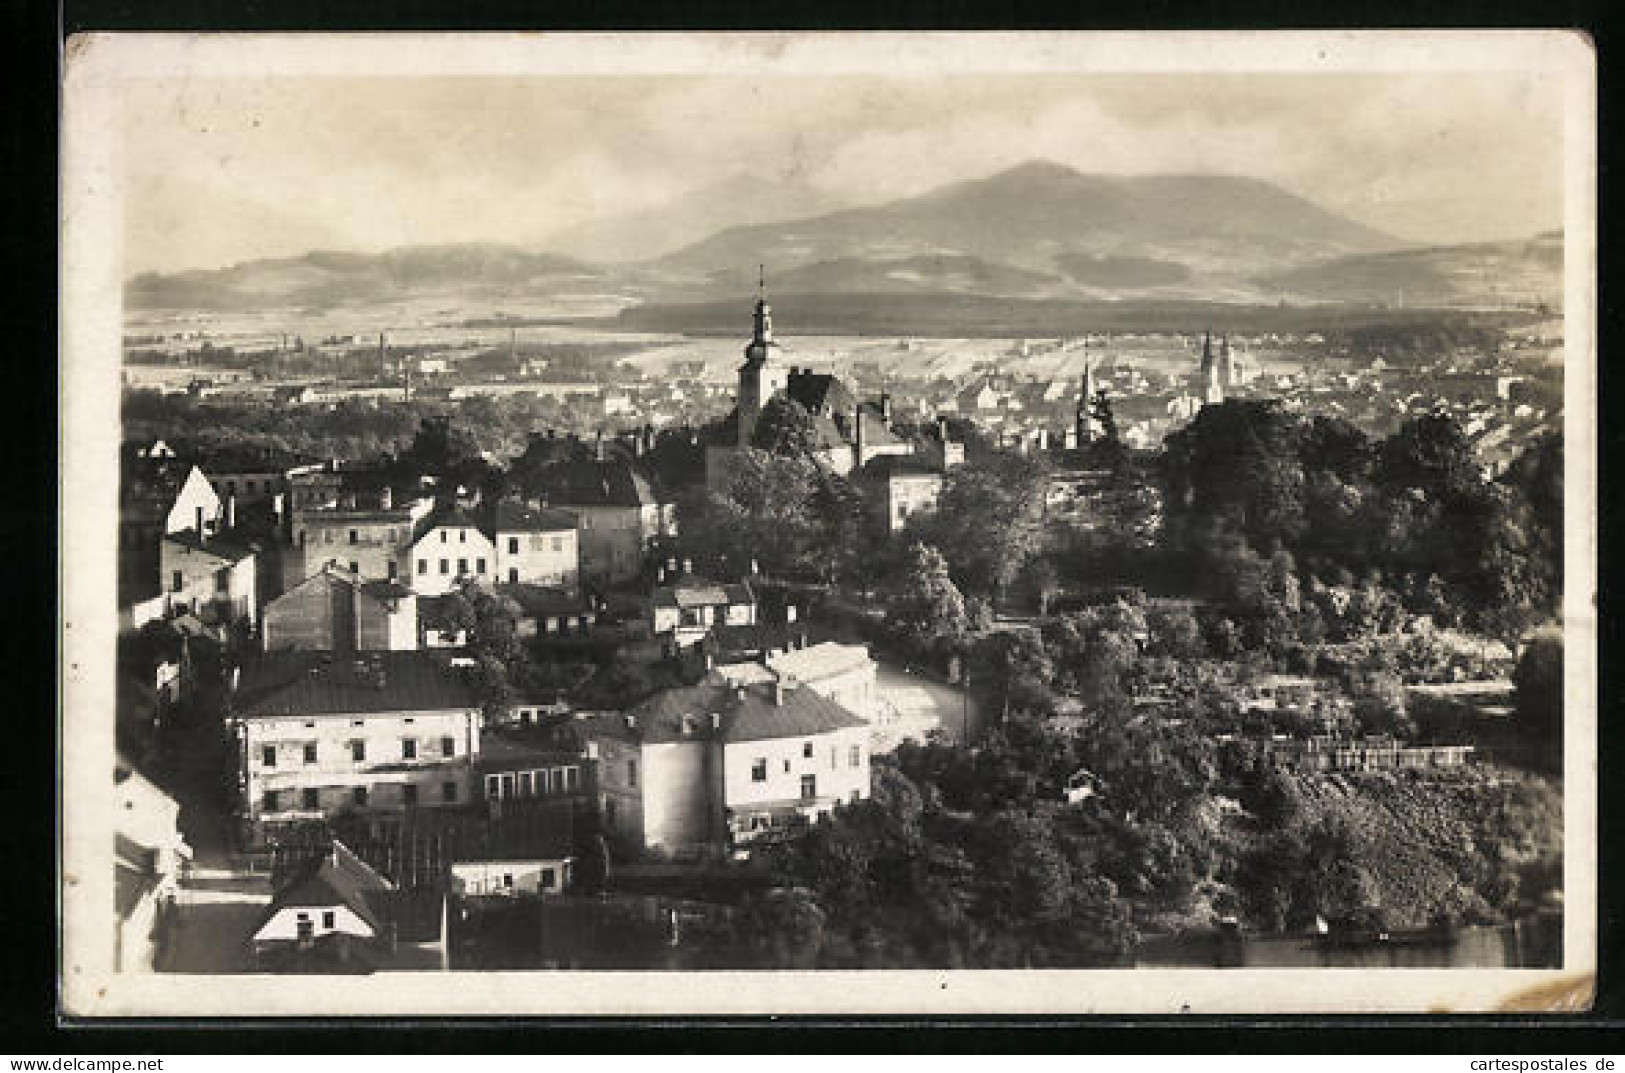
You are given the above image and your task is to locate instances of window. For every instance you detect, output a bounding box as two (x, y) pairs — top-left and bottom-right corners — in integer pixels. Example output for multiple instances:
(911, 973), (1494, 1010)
(475, 557), (486, 574)
(503, 873), (514, 889)
(301, 788), (319, 810)
(541, 867), (556, 890)
(322, 910), (335, 929)
(440, 531), (447, 543)
(351, 740), (366, 762)
(517, 771), (532, 797)
(353, 786), (368, 807)
(349, 561), (359, 574)
(402, 784), (418, 806)
(442, 780), (458, 802)
(800, 774), (817, 801)
(830, 747), (838, 770)
(170, 570), (183, 593)
(323, 530), (332, 544)
(261, 745), (276, 768)
(388, 561), (398, 580)
(485, 775), (501, 799)
(751, 758), (767, 782)
(457, 558), (468, 575)
(216, 570), (229, 594)
(417, 558), (428, 575)
(783, 759), (791, 774)
(500, 773), (515, 798)
(441, 736), (455, 757)
(627, 759), (638, 789)
(509, 568), (519, 584)
(459, 529), (467, 543)
(850, 745), (862, 767)
(303, 743), (318, 765)
(803, 742), (814, 759)
(348, 529), (358, 545)
(564, 767), (580, 792)
(552, 536), (564, 553)
(402, 738), (417, 760)
(439, 559), (449, 575)
(263, 790), (279, 811)
(508, 537), (519, 554)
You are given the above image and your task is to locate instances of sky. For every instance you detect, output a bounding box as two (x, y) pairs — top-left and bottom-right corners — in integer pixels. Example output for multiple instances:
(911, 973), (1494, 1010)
(120, 70), (1565, 276)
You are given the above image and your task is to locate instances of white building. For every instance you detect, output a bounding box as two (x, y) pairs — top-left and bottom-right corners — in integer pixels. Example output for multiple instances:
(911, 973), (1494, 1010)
(409, 508), (498, 595)
(491, 501), (579, 591)
(233, 652), (482, 843)
(579, 674), (871, 855)
(767, 642), (878, 723)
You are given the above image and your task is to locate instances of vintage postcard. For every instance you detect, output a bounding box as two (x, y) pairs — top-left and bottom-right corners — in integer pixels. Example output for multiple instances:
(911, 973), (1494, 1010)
(60, 31), (1596, 1016)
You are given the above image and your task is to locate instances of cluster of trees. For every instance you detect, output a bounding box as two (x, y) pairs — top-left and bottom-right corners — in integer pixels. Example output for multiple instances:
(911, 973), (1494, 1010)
(1162, 402), (1560, 644)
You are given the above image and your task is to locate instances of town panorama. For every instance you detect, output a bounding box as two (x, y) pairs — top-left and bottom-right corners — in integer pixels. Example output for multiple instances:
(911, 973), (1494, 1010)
(108, 83), (1566, 976)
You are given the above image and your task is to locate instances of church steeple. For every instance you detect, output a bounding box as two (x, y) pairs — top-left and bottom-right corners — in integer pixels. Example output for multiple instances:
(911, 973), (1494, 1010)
(750, 263), (773, 348)
(1076, 340), (1099, 445)
(737, 265), (787, 446)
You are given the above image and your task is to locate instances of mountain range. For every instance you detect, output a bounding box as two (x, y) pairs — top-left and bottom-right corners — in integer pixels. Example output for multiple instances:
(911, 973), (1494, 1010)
(124, 161), (1562, 315)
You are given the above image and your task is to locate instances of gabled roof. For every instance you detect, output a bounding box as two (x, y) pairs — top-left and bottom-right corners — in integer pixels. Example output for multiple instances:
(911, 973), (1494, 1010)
(234, 651), (479, 717)
(579, 674), (866, 746)
(530, 460), (659, 508)
(492, 500), (578, 533)
(162, 529), (256, 563)
(413, 506), (486, 543)
(267, 841), (395, 933)
(494, 583), (585, 619)
(860, 455), (942, 481)
(786, 371), (857, 417)
(652, 575), (753, 610)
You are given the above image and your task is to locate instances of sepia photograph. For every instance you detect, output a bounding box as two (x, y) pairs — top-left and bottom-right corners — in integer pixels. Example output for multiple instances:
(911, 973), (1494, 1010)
(59, 30), (1596, 1016)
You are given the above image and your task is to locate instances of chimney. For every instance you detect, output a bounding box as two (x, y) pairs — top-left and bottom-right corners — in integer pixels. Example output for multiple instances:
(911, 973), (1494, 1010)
(1037, 427), (1050, 452)
(595, 430), (605, 462)
(709, 712), (721, 731)
(656, 566), (666, 584)
(682, 557), (693, 576)
(380, 485), (392, 510)
(624, 714), (636, 731)
(772, 678), (786, 707)
(937, 415), (949, 443)
(786, 603), (798, 624)
(224, 494), (236, 531)
(666, 557), (678, 574)
(879, 393), (893, 426)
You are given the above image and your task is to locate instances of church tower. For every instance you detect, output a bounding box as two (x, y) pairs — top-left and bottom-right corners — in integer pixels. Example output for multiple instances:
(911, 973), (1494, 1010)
(1076, 350), (1100, 445)
(1218, 334), (1235, 391)
(1200, 330), (1224, 406)
(737, 266), (788, 447)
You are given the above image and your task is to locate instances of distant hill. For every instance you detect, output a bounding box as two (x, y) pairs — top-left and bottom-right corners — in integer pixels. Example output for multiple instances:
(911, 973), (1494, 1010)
(125, 244), (602, 311)
(1259, 231), (1563, 310)
(542, 171), (854, 265)
(650, 161), (1403, 299)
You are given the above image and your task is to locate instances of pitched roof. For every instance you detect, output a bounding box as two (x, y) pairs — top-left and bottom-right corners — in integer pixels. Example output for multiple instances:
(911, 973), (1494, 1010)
(494, 583), (585, 619)
(492, 500), (578, 533)
(530, 460), (659, 508)
(579, 674), (866, 746)
(162, 529), (256, 563)
(786, 371), (857, 417)
(860, 454), (942, 480)
(269, 841), (395, 932)
(234, 651), (479, 717)
(414, 506), (486, 542)
(768, 642), (875, 684)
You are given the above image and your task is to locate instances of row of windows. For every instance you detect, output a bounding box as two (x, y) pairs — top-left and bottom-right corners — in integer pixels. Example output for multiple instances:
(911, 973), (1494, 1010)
(504, 535), (568, 554)
(749, 744), (862, 782)
(259, 736), (456, 767)
(262, 780), (458, 812)
(298, 527), (404, 547)
(483, 766), (581, 799)
(417, 557), (486, 576)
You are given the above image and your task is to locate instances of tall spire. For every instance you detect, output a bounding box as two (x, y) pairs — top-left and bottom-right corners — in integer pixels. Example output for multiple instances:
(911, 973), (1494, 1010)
(751, 264), (773, 347)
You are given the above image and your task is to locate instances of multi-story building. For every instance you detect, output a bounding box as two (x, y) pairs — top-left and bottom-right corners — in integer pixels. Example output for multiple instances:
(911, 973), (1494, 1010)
(650, 574), (757, 649)
(289, 486), (432, 589)
(491, 501), (579, 591)
(232, 651), (482, 845)
(528, 460), (673, 585)
(860, 456), (945, 533)
(408, 507), (498, 595)
(577, 674), (871, 855)
(158, 530), (259, 626)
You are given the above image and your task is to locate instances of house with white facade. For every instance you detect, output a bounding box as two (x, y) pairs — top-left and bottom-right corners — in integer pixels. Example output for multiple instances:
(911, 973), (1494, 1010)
(577, 674), (871, 855)
(767, 642), (879, 723)
(114, 757), (193, 972)
(491, 500), (579, 591)
(409, 507), (498, 595)
(650, 574), (757, 649)
(232, 651), (482, 844)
